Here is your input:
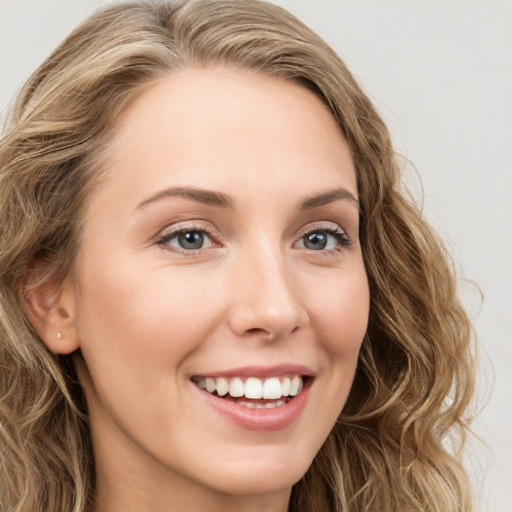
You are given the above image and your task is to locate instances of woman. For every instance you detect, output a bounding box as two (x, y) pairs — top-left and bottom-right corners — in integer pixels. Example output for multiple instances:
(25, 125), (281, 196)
(0, 0), (475, 511)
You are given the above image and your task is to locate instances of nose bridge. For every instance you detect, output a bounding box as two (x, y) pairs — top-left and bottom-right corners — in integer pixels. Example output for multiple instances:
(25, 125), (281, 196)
(228, 239), (306, 339)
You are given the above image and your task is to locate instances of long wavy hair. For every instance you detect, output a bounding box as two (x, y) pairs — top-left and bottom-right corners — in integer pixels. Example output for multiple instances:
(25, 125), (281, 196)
(0, 1), (475, 510)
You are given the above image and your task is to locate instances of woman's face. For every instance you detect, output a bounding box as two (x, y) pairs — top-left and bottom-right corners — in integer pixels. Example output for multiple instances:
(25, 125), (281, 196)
(70, 67), (369, 506)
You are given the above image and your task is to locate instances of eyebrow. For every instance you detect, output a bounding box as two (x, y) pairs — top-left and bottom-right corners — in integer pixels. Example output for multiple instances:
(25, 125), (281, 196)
(298, 188), (359, 210)
(136, 186), (235, 210)
(136, 185), (358, 211)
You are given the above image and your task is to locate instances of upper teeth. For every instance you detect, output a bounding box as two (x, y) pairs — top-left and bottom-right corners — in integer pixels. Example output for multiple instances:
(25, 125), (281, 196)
(193, 375), (304, 399)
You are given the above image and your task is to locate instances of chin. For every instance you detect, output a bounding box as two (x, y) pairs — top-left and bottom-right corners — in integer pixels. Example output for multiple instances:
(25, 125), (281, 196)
(199, 449), (313, 497)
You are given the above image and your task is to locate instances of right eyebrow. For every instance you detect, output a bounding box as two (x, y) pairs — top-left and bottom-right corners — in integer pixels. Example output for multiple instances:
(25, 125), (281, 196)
(136, 186), (236, 210)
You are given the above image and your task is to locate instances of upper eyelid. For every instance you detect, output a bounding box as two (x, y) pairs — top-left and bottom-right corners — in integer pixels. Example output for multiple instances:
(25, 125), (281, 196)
(157, 220), (217, 237)
(157, 219), (345, 234)
(297, 220), (347, 235)
(156, 227), (216, 256)
(297, 225), (349, 242)
(155, 221), (222, 253)
(154, 219), (350, 247)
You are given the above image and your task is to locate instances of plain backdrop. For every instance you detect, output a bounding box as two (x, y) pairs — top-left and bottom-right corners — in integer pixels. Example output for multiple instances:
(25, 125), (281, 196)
(1, 1), (511, 510)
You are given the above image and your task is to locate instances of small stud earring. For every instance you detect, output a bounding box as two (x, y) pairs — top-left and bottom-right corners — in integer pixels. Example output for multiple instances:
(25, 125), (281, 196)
(56, 332), (62, 339)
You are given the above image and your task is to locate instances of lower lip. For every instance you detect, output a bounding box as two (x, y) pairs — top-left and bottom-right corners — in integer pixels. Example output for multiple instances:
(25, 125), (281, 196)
(194, 381), (312, 431)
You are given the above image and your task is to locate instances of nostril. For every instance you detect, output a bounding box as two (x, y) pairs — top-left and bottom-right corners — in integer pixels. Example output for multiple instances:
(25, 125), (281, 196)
(247, 327), (265, 335)
(228, 293), (308, 339)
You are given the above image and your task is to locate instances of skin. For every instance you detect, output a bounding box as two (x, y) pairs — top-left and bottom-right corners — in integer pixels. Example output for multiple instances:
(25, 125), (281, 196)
(50, 68), (370, 511)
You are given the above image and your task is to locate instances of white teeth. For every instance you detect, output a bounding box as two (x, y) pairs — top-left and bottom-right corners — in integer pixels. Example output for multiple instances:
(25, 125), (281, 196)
(216, 377), (229, 397)
(228, 377), (245, 398)
(235, 398), (287, 409)
(205, 377), (216, 393)
(281, 377), (291, 396)
(289, 375), (303, 396)
(238, 400), (257, 409)
(263, 377), (282, 399)
(245, 377), (263, 399)
(193, 375), (305, 400)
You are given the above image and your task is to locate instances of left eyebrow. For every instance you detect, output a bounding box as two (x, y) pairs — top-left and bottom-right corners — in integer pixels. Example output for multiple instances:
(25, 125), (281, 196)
(298, 188), (359, 210)
(136, 186), (236, 210)
(134, 185), (358, 212)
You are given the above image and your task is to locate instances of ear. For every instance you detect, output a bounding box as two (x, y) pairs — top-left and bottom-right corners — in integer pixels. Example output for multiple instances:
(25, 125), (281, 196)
(24, 278), (80, 355)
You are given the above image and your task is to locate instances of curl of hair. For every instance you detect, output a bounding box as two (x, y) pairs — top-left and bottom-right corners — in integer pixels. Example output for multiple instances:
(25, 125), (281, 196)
(0, 1), (475, 511)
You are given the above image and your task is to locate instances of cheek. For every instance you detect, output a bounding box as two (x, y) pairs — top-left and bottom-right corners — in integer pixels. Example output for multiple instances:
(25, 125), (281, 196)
(289, 266), (369, 458)
(308, 267), (370, 359)
(77, 253), (217, 340)
(72, 255), (226, 398)
(307, 266), (369, 418)
(72, 257), (229, 448)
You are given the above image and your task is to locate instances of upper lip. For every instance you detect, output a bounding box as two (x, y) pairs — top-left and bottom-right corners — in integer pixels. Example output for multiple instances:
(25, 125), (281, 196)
(191, 364), (315, 379)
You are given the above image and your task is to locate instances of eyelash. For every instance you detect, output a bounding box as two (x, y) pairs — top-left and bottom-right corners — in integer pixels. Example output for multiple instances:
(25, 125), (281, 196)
(299, 224), (351, 250)
(156, 223), (218, 255)
(156, 222), (351, 254)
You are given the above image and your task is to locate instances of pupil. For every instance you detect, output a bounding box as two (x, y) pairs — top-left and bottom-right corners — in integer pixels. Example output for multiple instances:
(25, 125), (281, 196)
(179, 231), (204, 249)
(305, 232), (327, 250)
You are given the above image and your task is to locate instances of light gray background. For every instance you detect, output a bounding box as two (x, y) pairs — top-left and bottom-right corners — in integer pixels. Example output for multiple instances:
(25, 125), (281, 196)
(1, 1), (511, 510)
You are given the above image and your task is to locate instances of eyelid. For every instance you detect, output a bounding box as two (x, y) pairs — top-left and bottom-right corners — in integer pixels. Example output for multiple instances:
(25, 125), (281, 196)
(157, 221), (216, 238)
(297, 220), (347, 237)
(294, 221), (351, 250)
(155, 221), (221, 253)
(153, 219), (351, 255)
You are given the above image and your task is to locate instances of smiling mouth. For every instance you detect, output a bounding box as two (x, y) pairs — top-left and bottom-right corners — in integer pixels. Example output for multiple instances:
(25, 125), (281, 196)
(191, 375), (308, 409)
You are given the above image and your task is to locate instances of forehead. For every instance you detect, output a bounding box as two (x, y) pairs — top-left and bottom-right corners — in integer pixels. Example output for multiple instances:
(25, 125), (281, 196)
(93, 67), (357, 210)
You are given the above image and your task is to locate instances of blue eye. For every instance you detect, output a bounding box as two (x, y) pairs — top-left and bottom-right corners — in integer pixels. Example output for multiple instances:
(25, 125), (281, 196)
(160, 229), (213, 251)
(304, 232), (329, 250)
(297, 228), (348, 251)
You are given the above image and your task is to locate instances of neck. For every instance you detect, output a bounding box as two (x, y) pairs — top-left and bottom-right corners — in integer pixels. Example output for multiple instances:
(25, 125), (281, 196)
(89, 418), (291, 512)
(93, 473), (291, 512)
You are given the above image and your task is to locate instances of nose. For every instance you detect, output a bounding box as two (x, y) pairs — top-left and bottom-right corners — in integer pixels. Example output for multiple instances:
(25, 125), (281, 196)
(227, 248), (308, 341)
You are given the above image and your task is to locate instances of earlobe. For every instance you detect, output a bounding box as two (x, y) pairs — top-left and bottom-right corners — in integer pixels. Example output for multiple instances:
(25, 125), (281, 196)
(24, 279), (80, 355)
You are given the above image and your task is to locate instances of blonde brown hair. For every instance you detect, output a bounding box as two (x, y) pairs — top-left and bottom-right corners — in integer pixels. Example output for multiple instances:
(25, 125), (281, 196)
(0, 1), (475, 510)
